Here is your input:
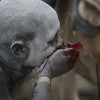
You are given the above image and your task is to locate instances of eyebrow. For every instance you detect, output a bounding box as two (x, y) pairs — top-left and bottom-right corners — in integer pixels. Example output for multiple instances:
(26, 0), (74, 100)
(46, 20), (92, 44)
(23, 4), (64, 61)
(16, 32), (35, 41)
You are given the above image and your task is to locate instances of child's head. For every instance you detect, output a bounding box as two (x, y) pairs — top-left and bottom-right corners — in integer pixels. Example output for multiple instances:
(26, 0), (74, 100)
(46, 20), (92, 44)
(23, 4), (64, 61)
(0, 0), (61, 75)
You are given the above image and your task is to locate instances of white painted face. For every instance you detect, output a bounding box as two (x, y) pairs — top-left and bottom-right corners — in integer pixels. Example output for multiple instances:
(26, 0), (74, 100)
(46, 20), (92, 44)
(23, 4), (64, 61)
(0, 0), (61, 68)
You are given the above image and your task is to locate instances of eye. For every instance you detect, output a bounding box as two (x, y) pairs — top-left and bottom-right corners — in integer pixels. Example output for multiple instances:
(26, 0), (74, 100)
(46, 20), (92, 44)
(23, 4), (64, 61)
(48, 33), (58, 46)
(11, 41), (27, 59)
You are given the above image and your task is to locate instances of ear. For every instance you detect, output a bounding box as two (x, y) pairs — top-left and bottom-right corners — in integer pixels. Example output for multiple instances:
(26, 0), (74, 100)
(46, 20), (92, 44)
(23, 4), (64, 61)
(78, 0), (100, 26)
(42, 0), (57, 8)
(11, 41), (26, 59)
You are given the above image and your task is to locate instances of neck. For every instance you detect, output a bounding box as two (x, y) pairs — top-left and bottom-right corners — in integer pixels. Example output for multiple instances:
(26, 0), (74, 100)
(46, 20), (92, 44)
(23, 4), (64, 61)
(0, 58), (26, 83)
(0, 63), (28, 98)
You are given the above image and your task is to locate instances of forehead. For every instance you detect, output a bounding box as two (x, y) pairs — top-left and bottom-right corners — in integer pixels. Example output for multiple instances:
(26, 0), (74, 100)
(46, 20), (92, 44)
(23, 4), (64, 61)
(0, 0), (60, 41)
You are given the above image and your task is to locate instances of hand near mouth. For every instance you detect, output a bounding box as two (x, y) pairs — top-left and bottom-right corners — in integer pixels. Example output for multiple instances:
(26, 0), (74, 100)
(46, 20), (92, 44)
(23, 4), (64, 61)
(38, 47), (79, 79)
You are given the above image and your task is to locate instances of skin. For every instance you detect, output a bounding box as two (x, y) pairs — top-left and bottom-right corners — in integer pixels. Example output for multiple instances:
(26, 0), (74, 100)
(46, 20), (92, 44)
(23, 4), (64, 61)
(32, 48), (79, 100)
(0, 0), (60, 68)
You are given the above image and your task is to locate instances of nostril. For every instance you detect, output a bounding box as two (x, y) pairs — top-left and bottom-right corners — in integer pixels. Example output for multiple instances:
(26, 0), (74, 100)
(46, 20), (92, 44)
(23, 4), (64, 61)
(48, 33), (58, 46)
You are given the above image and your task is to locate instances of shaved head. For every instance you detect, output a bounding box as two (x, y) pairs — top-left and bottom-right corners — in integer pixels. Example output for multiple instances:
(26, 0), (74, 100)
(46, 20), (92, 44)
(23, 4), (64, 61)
(0, 0), (60, 42)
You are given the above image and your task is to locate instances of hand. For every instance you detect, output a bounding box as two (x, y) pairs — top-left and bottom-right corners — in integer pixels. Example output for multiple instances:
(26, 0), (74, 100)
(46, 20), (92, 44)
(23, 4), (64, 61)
(38, 48), (79, 79)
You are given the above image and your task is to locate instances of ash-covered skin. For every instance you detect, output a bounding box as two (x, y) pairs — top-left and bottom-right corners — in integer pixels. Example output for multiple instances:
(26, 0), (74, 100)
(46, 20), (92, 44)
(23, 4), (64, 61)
(0, 0), (61, 70)
(0, 0), (62, 99)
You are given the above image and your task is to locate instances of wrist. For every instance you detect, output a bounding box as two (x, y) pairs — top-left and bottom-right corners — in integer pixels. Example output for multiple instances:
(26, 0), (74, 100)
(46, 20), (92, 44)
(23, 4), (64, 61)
(38, 69), (52, 79)
(37, 76), (51, 85)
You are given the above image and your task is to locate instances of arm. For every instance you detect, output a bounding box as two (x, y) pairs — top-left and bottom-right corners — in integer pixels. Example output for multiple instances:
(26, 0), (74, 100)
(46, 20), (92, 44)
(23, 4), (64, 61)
(33, 77), (51, 100)
(33, 48), (79, 100)
(33, 60), (51, 100)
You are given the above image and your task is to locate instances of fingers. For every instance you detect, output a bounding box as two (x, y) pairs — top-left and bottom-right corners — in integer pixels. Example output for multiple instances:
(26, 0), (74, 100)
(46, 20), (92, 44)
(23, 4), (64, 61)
(64, 48), (79, 69)
(64, 48), (79, 57)
(38, 48), (79, 78)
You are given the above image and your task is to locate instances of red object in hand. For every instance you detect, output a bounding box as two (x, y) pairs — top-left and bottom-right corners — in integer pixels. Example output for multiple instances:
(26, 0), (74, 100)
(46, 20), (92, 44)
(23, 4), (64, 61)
(57, 42), (83, 50)
(66, 42), (83, 50)
(63, 42), (82, 65)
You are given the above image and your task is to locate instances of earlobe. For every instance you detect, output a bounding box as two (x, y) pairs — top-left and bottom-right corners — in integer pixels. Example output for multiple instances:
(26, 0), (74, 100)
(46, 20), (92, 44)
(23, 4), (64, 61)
(42, 0), (57, 8)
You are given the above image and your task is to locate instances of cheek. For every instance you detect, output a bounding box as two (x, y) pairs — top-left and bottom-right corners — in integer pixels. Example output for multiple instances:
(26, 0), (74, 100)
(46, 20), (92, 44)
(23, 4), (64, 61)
(25, 49), (44, 67)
